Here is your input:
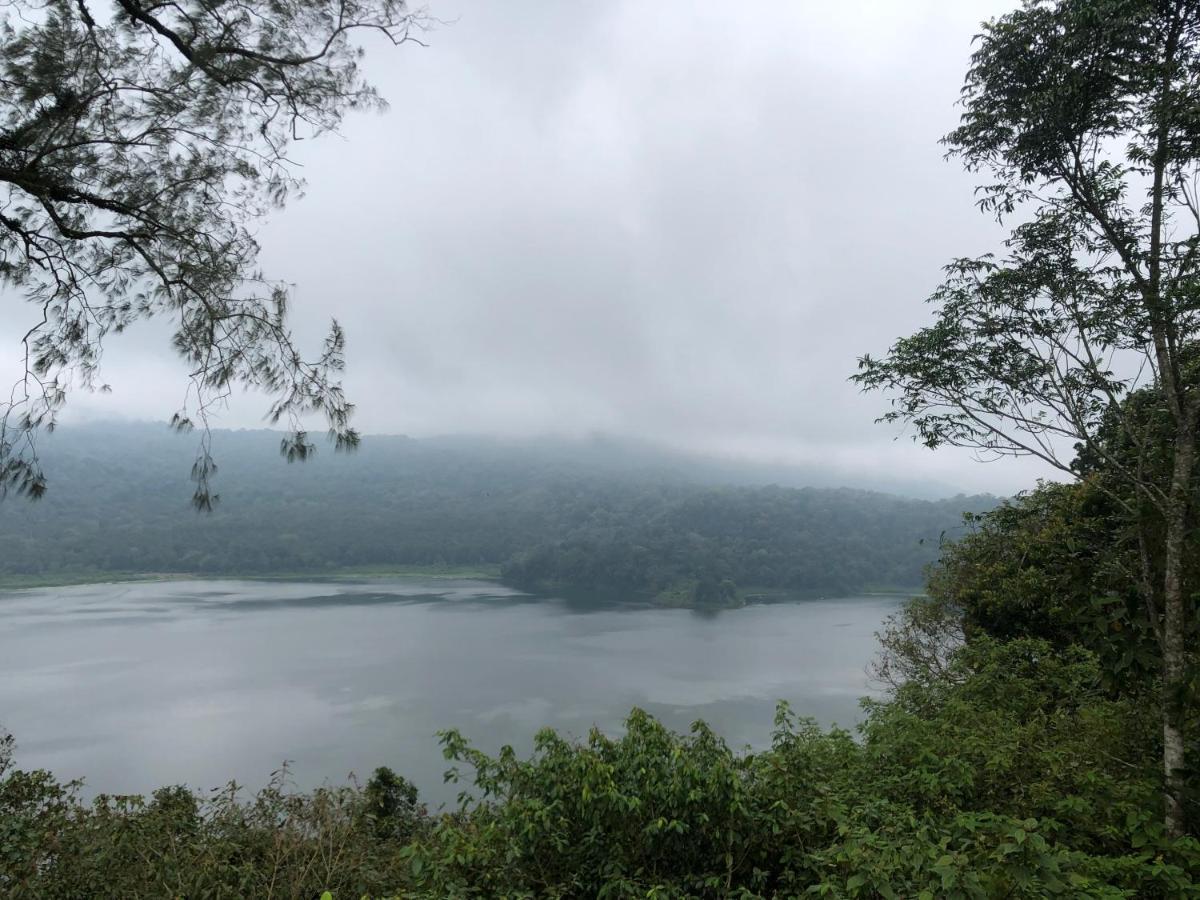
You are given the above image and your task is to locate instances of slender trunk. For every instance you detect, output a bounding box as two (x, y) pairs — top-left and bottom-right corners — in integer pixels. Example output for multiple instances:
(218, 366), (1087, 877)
(1147, 9), (1188, 837)
(1162, 423), (1194, 838)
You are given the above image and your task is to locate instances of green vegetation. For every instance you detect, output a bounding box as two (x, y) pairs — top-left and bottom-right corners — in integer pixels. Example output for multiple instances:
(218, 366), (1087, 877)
(3, 474), (1198, 895)
(853, 0), (1200, 835)
(4, 547), (1199, 895)
(3, 0), (1200, 895)
(498, 483), (989, 604)
(8, 450), (1196, 896)
(0, 425), (991, 605)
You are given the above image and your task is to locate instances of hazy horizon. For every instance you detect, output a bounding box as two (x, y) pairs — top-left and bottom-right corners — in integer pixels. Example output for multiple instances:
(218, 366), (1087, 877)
(34, 417), (1001, 500)
(0, 0), (1057, 496)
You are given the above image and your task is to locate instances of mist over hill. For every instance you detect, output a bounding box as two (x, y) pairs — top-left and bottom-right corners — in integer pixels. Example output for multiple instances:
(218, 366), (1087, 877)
(0, 423), (997, 599)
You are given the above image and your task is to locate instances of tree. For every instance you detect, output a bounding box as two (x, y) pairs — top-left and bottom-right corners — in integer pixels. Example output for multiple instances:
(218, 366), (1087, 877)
(0, 0), (426, 507)
(854, 0), (1199, 836)
(925, 479), (1174, 694)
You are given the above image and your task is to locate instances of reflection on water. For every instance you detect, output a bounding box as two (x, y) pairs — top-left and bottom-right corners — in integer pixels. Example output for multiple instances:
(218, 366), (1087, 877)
(0, 579), (903, 806)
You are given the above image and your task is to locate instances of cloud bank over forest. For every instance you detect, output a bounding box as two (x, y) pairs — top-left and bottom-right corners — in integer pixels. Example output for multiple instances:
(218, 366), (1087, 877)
(0, 0), (1052, 494)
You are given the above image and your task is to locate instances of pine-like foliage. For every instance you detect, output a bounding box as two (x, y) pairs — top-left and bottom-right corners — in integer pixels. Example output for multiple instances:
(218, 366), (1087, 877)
(0, 0), (424, 504)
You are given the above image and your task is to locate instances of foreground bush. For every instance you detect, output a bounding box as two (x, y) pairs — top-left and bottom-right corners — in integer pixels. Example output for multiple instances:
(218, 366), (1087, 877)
(2, 639), (1197, 898)
(0, 756), (423, 899)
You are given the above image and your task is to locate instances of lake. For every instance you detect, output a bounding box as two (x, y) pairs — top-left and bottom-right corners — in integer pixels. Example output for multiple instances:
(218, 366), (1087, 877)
(0, 578), (903, 806)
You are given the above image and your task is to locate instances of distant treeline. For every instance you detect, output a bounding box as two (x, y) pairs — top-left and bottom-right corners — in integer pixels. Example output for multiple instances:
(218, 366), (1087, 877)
(500, 486), (994, 603)
(0, 424), (995, 601)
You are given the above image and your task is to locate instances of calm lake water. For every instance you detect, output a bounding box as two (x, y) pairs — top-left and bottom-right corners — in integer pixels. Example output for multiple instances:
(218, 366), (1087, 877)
(0, 579), (903, 806)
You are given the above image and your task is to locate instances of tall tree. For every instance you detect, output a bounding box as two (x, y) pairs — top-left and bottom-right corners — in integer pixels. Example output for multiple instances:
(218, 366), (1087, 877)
(854, 0), (1199, 836)
(0, 0), (425, 506)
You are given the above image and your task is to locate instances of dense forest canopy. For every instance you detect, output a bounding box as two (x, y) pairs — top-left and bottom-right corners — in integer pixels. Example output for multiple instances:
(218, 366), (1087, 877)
(0, 423), (992, 602)
(500, 485), (991, 603)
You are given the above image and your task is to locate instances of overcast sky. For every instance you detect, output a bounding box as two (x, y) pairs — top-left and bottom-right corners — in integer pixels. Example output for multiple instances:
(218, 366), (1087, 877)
(3, 0), (1058, 495)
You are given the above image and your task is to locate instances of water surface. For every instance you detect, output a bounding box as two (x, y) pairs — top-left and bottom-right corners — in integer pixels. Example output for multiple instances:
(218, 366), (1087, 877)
(0, 579), (902, 805)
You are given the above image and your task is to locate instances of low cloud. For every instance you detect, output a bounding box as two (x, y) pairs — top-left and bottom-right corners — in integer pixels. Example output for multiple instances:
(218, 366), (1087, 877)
(2, 0), (1054, 494)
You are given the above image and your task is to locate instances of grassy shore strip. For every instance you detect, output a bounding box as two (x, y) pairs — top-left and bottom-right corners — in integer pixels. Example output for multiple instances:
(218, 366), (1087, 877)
(0, 564), (503, 591)
(738, 584), (923, 602)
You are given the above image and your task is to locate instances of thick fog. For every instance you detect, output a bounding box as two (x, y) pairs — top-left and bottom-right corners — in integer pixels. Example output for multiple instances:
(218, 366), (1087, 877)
(1, 0), (1055, 494)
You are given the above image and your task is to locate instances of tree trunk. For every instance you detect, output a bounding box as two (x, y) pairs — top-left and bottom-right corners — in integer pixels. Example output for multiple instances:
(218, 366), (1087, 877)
(1162, 423), (1194, 839)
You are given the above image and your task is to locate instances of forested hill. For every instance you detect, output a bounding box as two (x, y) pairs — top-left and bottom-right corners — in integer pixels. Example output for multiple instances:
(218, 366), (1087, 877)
(0, 423), (996, 599)
(499, 486), (995, 603)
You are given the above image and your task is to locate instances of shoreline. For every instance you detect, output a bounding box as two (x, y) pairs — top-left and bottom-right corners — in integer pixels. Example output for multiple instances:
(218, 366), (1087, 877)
(0, 570), (923, 610)
(0, 565), (504, 591)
